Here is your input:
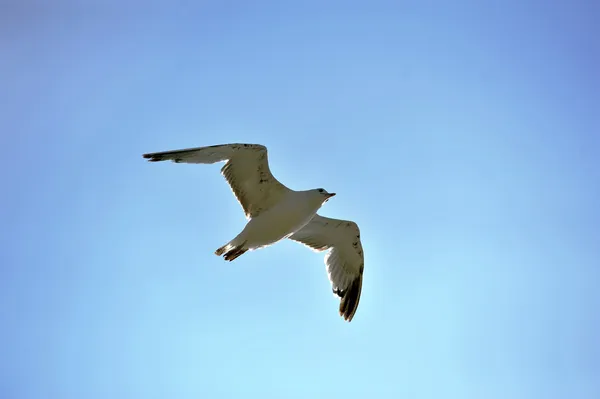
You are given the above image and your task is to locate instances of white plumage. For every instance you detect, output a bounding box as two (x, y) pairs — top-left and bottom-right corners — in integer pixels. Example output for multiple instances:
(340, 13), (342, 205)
(143, 143), (364, 322)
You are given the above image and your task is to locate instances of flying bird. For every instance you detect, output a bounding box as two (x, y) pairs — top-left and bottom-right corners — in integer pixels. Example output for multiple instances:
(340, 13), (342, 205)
(142, 143), (364, 322)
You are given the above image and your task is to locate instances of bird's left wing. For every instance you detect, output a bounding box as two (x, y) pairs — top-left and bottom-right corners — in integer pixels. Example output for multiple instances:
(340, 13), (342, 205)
(288, 215), (364, 322)
(142, 143), (291, 219)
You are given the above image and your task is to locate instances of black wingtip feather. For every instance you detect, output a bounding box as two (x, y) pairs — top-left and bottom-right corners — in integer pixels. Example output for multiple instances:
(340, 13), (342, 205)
(142, 153), (159, 161)
(338, 274), (363, 322)
(143, 153), (173, 162)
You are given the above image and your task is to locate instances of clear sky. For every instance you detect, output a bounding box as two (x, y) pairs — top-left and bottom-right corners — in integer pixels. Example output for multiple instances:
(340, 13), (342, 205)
(1, 1), (599, 398)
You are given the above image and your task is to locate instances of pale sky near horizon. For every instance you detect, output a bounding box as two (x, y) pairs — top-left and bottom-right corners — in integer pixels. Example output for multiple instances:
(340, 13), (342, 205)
(1, 1), (599, 398)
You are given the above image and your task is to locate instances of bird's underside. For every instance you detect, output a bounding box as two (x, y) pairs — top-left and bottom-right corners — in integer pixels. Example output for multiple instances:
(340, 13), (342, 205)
(143, 143), (365, 322)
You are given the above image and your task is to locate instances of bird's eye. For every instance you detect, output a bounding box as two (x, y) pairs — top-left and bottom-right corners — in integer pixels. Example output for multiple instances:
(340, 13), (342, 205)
(318, 189), (324, 193)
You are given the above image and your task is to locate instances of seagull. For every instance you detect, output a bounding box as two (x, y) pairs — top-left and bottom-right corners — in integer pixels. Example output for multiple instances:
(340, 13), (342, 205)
(142, 143), (364, 322)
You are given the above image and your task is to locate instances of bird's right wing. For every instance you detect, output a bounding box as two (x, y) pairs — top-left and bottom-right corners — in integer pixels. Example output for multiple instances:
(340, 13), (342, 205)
(143, 143), (291, 219)
(288, 214), (364, 322)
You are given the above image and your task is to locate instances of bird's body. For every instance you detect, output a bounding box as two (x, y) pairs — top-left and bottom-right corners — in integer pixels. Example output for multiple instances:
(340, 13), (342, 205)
(143, 143), (364, 321)
(220, 189), (330, 255)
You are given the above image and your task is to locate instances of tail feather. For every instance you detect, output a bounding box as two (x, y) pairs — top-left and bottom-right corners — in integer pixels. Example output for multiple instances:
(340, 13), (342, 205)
(223, 247), (248, 261)
(215, 241), (248, 261)
(215, 244), (230, 256)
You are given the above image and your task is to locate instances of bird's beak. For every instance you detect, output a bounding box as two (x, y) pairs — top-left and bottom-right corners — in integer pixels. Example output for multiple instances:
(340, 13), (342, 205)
(328, 193), (336, 198)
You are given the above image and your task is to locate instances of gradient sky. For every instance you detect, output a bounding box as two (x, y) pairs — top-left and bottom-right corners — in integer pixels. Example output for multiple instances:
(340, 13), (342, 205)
(1, 1), (599, 398)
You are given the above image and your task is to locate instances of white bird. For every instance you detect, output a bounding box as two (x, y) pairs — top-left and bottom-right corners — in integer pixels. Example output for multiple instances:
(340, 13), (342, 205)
(143, 143), (364, 322)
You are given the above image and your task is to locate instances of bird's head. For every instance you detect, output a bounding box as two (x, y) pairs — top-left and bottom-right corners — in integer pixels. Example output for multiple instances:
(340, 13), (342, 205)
(313, 188), (336, 203)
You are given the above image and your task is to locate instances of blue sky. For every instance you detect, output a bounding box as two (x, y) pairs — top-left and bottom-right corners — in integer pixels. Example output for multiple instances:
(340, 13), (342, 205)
(1, 1), (599, 398)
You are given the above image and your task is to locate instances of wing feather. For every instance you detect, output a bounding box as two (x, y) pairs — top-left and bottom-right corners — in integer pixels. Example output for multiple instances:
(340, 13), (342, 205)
(143, 143), (291, 219)
(288, 214), (364, 322)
